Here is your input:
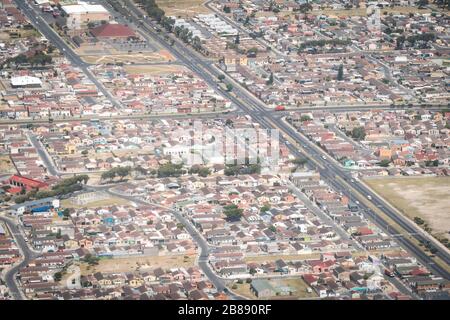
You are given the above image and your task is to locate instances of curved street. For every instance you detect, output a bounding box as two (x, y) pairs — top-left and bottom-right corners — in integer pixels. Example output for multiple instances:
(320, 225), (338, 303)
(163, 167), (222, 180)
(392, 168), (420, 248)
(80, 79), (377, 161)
(0, 215), (37, 300)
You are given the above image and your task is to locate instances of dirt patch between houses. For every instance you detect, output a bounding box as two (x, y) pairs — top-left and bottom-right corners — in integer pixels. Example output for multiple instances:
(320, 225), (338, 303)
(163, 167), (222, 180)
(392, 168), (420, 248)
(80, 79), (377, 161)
(61, 196), (130, 209)
(79, 254), (196, 275)
(365, 177), (450, 241)
(156, 0), (211, 17)
(0, 155), (16, 175)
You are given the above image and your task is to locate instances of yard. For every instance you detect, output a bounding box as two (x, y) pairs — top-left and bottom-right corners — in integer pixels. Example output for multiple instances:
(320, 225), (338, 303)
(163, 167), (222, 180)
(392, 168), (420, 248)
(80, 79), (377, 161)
(156, 0), (211, 17)
(365, 176), (450, 241)
(230, 278), (317, 299)
(79, 254), (196, 275)
(0, 155), (16, 175)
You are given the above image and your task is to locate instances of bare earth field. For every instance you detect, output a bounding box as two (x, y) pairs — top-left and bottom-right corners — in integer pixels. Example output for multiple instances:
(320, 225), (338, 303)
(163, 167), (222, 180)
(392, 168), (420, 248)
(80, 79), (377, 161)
(61, 196), (130, 209)
(124, 63), (186, 75)
(79, 254), (196, 275)
(0, 155), (16, 175)
(77, 47), (175, 64)
(156, 0), (210, 17)
(365, 177), (450, 240)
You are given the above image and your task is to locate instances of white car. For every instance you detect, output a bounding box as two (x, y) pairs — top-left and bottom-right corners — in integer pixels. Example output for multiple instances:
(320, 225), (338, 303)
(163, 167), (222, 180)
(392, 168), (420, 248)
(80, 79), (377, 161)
(322, 155), (327, 160)
(367, 195), (372, 200)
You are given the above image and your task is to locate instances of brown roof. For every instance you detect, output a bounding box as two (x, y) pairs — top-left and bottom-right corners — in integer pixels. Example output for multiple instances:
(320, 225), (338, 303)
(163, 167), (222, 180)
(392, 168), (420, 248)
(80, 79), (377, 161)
(91, 23), (136, 38)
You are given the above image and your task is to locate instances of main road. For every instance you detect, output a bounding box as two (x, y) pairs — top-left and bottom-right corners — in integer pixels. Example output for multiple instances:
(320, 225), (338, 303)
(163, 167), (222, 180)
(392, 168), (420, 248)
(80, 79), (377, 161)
(0, 215), (37, 300)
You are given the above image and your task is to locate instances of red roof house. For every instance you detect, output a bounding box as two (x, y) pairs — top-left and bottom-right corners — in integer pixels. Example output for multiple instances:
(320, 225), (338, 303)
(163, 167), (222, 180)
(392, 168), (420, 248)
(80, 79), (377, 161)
(7, 175), (49, 192)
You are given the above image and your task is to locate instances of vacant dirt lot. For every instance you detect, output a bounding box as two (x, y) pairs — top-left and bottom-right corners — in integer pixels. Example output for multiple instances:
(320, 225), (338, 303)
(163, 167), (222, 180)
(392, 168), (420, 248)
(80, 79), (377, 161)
(0, 155), (15, 175)
(156, 0), (210, 17)
(365, 177), (450, 240)
(78, 47), (175, 64)
(79, 254), (196, 275)
(124, 63), (186, 75)
(61, 196), (130, 209)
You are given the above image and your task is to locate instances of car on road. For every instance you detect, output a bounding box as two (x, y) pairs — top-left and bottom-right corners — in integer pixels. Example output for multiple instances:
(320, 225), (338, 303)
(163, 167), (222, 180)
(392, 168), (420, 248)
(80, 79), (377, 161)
(384, 269), (395, 277)
(350, 179), (355, 183)
(367, 195), (372, 200)
(322, 155), (327, 160)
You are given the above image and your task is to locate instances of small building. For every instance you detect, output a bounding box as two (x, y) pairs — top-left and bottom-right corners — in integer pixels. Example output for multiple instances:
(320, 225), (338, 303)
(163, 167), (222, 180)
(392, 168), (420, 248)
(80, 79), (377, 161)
(250, 279), (275, 298)
(10, 197), (60, 216)
(10, 76), (42, 88)
(7, 175), (49, 192)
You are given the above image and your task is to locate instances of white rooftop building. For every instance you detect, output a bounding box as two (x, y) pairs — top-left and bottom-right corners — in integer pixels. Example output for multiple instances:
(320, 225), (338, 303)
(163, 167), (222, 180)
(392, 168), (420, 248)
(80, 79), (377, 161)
(10, 76), (42, 88)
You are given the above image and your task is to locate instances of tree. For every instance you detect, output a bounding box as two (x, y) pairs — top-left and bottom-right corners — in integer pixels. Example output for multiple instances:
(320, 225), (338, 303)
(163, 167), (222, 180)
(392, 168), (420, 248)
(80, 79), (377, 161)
(300, 115), (311, 122)
(226, 84), (233, 92)
(234, 33), (240, 45)
(83, 254), (99, 266)
(218, 74), (225, 82)
(291, 157), (308, 166)
(223, 5), (231, 13)
(266, 72), (274, 85)
(63, 208), (71, 218)
(337, 64), (344, 81)
(81, 150), (88, 156)
(260, 204), (271, 213)
(222, 204), (243, 222)
(378, 159), (391, 167)
(351, 126), (366, 141)
(54, 272), (62, 282)
(299, 3), (313, 14)
(157, 162), (184, 178)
